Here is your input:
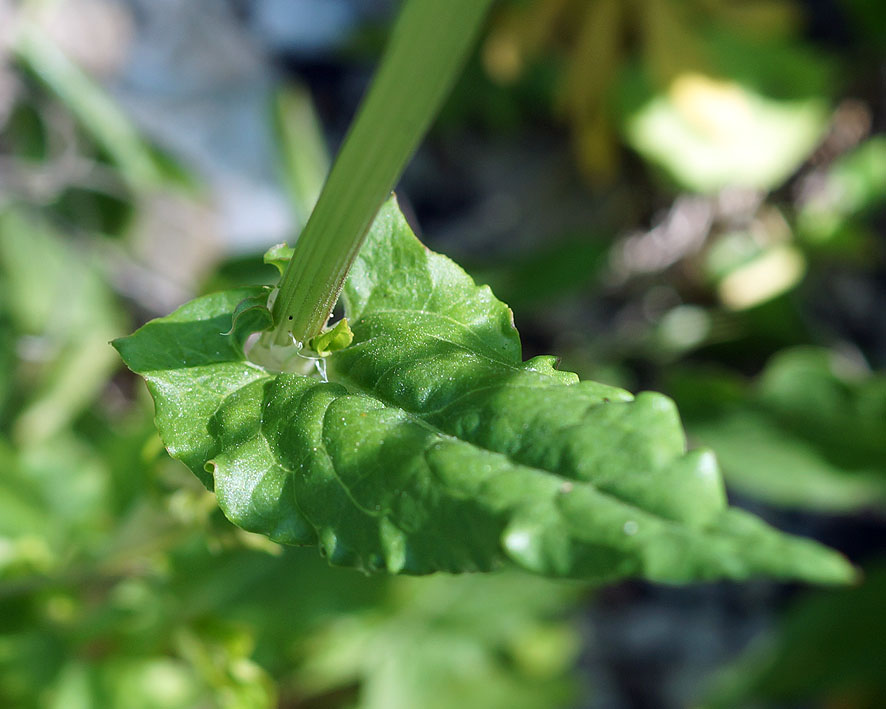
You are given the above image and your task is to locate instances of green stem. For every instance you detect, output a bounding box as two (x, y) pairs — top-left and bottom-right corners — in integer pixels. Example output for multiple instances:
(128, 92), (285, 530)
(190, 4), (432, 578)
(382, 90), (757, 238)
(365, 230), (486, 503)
(271, 0), (494, 345)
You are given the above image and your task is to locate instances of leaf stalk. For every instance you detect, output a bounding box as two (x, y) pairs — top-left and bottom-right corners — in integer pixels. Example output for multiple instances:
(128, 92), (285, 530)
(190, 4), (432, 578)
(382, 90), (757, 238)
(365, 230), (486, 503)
(270, 0), (495, 345)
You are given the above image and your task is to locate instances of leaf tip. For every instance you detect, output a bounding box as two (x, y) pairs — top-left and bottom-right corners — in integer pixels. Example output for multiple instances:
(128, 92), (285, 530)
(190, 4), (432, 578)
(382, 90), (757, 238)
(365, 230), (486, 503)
(787, 541), (859, 587)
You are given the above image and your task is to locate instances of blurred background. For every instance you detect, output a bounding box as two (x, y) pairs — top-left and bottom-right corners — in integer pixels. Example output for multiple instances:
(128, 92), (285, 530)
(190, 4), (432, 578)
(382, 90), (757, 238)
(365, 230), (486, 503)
(0, 0), (884, 707)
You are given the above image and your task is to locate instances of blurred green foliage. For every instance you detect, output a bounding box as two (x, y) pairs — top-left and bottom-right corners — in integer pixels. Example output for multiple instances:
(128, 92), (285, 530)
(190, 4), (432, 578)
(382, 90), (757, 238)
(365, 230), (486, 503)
(1, 0), (884, 706)
(671, 347), (886, 512)
(481, 0), (833, 189)
(704, 565), (886, 708)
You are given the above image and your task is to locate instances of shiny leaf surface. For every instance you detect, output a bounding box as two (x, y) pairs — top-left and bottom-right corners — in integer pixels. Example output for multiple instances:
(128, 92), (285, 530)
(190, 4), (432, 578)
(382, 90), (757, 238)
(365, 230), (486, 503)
(114, 199), (854, 585)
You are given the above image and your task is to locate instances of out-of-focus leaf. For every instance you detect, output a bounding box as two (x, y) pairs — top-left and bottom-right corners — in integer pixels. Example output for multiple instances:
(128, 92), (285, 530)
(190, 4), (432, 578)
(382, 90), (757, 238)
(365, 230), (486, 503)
(841, 0), (886, 46)
(716, 244), (806, 311)
(0, 627), (66, 708)
(817, 136), (886, 215)
(0, 434), (110, 579)
(294, 572), (580, 709)
(0, 533), (390, 707)
(1, 102), (49, 161)
(115, 198), (853, 584)
(0, 208), (124, 445)
(13, 22), (162, 189)
(173, 627), (276, 709)
(619, 30), (833, 192)
(49, 658), (202, 709)
(488, 0), (813, 186)
(272, 85), (329, 228)
(704, 564), (886, 708)
(672, 347), (886, 512)
(698, 0), (801, 37)
(0, 317), (13, 417)
(798, 136), (886, 249)
(466, 233), (609, 311)
(49, 188), (134, 241)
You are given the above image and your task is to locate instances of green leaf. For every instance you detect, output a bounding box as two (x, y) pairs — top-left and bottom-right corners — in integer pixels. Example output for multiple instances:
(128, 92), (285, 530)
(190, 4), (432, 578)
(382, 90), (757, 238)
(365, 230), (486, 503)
(0, 433), (112, 580)
(0, 209), (125, 445)
(308, 319), (354, 357)
(13, 22), (162, 190)
(798, 136), (886, 249)
(262, 245), (294, 277)
(671, 348), (886, 513)
(618, 29), (833, 193)
(225, 291), (274, 341)
(113, 286), (271, 490)
(114, 198), (854, 585)
(705, 563), (886, 708)
(294, 572), (580, 709)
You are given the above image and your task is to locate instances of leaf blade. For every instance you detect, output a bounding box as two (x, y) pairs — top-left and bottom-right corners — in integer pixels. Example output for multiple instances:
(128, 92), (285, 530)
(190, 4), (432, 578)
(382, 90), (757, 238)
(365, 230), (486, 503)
(114, 200), (855, 585)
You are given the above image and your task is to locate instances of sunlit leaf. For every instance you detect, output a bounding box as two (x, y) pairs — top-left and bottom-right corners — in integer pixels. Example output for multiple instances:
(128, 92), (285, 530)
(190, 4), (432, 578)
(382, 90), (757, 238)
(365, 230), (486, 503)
(619, 31), (833, 192)
(115, 198), (852, 585)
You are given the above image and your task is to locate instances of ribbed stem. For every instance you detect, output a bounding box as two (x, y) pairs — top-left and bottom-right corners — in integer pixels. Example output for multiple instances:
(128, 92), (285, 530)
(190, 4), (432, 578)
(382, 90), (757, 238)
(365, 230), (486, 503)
(271, 0), (494, 345)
